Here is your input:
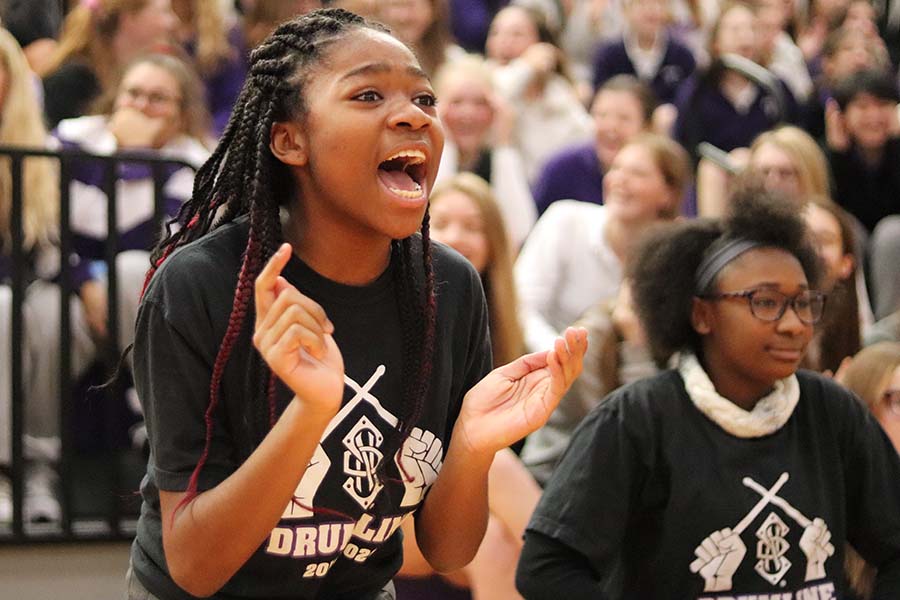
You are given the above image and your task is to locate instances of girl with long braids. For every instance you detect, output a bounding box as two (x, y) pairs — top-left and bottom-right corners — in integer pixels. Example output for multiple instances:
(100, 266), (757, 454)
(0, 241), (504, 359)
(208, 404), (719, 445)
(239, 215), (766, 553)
(516, 187), (900, 598)
(127, 8), (586, 600)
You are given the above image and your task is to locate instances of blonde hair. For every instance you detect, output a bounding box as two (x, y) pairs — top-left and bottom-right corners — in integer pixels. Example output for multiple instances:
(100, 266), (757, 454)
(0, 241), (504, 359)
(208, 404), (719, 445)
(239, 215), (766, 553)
(750, 126), (831, 198)
(39, 0), (149, 84)
(433, 52), (493, 96)
(842, 342), (900, 413)
(430, 173), (525, 366)
(0, 29), (58, 249)
(840, 341), (900, 599)
(180, 0), (233, 75)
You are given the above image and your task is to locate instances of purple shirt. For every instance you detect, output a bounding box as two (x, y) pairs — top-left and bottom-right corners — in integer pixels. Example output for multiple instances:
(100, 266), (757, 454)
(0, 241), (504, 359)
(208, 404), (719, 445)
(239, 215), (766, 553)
(673, 74), (799, 159)
(531, 142), (604, 216)
(592, 36), (696, 104)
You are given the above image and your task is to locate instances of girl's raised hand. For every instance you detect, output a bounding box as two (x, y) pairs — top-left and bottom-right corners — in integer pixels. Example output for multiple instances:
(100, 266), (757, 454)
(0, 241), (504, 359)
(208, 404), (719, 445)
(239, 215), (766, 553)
(455, 327), (588, 455)
(253, 243), (345, 418)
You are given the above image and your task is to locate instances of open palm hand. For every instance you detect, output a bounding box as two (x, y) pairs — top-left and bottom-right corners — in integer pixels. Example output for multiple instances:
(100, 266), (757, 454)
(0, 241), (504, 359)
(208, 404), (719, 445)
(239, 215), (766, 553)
(456, 327), (587, 455)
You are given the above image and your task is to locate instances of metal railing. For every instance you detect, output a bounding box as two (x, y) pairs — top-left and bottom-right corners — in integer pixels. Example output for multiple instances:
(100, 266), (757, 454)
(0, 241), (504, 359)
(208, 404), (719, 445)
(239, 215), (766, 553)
(1, 144), (197, 543)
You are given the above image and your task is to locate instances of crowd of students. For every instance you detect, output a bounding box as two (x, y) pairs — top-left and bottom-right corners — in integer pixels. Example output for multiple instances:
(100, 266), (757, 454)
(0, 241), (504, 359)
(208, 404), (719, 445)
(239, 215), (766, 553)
(0, 1), (897, 599)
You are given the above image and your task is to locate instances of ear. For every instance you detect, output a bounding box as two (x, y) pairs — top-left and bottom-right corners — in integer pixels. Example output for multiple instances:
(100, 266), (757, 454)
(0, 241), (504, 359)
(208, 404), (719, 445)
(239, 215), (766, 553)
(837, 253), (855, 281)
(691, 296), (713, 335)
(270, 121), (307, 167)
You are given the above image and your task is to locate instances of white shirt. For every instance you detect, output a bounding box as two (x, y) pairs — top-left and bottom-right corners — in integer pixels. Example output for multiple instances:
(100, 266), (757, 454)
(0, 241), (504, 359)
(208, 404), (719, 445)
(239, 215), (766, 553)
(491, 60), (594, 182)
(514, 201), (623, 352)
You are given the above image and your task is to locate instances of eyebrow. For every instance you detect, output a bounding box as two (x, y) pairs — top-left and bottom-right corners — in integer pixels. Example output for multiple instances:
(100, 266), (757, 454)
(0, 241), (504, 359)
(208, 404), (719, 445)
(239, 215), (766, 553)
(339, 62), (430, 83)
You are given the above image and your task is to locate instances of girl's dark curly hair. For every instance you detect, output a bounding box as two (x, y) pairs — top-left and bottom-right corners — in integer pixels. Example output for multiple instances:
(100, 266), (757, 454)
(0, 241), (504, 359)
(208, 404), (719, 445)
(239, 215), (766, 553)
(143, 8), (437, 508)
(628, 184), (822, 367)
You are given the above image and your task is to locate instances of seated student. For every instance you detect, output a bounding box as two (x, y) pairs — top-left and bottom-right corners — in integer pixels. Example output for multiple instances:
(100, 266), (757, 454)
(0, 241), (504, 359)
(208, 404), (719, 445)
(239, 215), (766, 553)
(591, 0), (696, 106)
(696, 125), (831, 217)
(433, 55), (536, 249)
(485, 4), (593, 183)
(531, 75), (656, 216)
(49, 53), (211, 351)
(673, 1), (799, 162)
(517, 185), (900, 599)
(839, 341), (900, 599)
(803, 25), (890, 140)
(516, 133), (690, 354)
(0, 27), (61, 525)
(801, 200), (865, 374)
(825, 70), (900, 231)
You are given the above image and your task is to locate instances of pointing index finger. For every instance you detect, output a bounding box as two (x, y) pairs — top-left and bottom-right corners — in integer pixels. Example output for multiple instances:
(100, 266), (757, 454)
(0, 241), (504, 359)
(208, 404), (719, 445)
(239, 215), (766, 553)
(255, 243), (292, 318)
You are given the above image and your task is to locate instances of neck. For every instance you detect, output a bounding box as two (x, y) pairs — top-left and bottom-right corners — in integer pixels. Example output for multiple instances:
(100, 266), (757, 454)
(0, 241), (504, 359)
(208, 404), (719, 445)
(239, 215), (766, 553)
(721, 70), (749, 87)
(283, 210), (392, 286)
(635, 30), (658, 50)
(604, 215), (652, 261)
(699, 345), (773, 411)
(457, 146), (481, 171)
(858, 144), (884, 169)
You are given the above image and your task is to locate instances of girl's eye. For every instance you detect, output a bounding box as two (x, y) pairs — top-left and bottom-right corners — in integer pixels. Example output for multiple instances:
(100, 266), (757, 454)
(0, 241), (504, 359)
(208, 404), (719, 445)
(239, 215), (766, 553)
(354, 91), (382, 102)
(415, 93), (438, 107)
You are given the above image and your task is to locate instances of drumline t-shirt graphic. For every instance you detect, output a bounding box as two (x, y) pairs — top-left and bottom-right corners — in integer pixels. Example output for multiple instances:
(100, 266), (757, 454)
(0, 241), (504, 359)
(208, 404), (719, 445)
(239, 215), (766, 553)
(263, 365), (444, 579)
(690, 472), (837, 599)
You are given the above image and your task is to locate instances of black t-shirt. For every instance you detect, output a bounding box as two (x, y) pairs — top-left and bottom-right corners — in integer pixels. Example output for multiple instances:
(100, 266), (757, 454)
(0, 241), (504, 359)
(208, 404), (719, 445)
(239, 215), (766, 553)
(522, 370), (900, 599)
(828, 137), (900, 233)
(130, 218), (493, 599)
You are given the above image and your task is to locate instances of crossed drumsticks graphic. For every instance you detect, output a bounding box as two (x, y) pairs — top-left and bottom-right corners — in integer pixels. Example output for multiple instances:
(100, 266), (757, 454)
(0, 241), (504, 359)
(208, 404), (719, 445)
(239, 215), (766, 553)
(690, 473), (835, 592)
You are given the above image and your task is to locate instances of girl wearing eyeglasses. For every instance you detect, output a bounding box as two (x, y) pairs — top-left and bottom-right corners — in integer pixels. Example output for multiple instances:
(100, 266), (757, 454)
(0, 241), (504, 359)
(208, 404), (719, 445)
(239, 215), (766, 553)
(516, 185), (900, 598)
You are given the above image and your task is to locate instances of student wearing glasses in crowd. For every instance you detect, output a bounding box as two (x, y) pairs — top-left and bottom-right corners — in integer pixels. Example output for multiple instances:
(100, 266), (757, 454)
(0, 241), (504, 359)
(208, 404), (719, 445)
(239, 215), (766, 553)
(517, 186), (900, 599)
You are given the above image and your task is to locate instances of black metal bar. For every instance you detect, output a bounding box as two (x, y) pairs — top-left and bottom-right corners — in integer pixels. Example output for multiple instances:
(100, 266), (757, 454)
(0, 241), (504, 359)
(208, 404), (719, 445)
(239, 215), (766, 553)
(103, 160), (121, 536)
(58, 154), (74, 538)
(152, 163), (166, 243)
(9, 154), (24, 539)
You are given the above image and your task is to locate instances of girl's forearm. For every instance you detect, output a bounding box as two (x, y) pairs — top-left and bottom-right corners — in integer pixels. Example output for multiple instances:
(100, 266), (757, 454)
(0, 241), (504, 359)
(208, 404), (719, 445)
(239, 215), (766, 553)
(160, 398), (334, 597)
(414, 433), (495, 572)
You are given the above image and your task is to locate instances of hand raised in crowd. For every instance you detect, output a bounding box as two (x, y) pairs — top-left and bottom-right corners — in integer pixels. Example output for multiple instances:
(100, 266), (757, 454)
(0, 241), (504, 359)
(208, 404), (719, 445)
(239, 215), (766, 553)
(520, 42), (559, 77)
(253, 243), (344, 420)
(824, 99), (851, 152)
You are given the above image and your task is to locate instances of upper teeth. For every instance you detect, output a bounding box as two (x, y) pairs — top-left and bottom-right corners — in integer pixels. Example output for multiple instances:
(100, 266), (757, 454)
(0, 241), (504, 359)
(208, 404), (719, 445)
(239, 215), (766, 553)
(385, 149), (426, 164)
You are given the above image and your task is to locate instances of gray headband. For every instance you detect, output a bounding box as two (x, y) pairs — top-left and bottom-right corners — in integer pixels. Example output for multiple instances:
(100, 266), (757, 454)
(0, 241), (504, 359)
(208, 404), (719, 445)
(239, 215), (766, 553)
(695, 238), (764, 295)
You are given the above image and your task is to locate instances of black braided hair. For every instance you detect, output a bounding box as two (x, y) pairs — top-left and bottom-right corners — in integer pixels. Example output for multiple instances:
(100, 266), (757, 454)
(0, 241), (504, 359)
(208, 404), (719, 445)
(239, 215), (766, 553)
(143, 8), (438, 507)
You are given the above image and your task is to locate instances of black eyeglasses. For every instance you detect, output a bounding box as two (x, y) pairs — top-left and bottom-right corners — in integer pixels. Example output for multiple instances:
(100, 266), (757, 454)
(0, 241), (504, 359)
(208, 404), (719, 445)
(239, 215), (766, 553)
(699, 288), (827, 324)
(884, 389), (900, 417)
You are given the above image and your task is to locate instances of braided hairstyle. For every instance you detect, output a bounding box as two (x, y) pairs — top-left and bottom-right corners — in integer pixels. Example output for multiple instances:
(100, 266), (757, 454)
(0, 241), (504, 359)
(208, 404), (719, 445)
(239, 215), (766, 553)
(145, 8), (438, 506)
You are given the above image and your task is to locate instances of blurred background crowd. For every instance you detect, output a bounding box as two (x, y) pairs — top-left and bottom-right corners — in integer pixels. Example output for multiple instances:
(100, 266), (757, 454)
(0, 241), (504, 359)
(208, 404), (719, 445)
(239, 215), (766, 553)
(0, 0), (898, 598)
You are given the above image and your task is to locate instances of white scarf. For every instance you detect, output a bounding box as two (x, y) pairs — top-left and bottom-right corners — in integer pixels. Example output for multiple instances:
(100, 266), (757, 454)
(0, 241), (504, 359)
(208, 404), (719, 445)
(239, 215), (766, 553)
(678, 353), (799, 438)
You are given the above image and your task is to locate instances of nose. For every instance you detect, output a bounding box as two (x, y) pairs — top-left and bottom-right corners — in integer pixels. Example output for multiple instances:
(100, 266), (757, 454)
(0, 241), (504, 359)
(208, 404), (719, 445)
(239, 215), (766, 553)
(776, 302), (807, 335)
(390, 99), (432, 131)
